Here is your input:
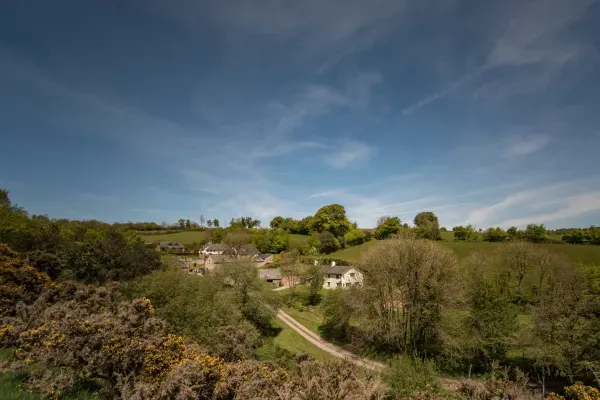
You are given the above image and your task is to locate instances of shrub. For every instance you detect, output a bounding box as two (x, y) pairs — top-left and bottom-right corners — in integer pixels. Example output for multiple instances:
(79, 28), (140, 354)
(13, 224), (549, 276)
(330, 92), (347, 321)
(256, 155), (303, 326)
(383, 356), (440, 397)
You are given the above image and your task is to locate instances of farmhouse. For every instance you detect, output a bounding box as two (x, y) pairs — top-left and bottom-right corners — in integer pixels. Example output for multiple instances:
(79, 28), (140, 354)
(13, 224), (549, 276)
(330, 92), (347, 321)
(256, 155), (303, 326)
(200, 243), (230, 255)
(258, 268), (282, 286)
(200, 244), (260, 256)
(323, 262), (363, 289)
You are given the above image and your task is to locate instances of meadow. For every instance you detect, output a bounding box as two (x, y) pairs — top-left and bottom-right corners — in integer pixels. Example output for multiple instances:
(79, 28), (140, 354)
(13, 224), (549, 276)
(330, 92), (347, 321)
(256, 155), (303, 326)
(140, 230), (209, 244)
(331, 239), (600, 266)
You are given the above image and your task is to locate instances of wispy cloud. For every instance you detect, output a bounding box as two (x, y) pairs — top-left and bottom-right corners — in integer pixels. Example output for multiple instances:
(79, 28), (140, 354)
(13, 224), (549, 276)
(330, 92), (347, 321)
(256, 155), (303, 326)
(502, 135), (550, 157)
(305, 191), (343, 200)
(500, 190), (600, 227)
(466, 178), (600, 227)
(400, 0), (597, 114)
(326, 140), (376, 169)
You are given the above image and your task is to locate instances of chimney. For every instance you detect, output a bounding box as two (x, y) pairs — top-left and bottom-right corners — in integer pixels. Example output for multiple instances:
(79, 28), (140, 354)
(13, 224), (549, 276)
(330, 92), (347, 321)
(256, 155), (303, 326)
(314, 260), (318, 266)
(331, 261), (336, 267)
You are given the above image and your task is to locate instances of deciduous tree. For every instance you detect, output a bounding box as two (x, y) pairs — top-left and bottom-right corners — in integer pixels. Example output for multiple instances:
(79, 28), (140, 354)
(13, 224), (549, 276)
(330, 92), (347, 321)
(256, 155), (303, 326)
(310, 204), (352, 237)
(375, 216), (402, 240)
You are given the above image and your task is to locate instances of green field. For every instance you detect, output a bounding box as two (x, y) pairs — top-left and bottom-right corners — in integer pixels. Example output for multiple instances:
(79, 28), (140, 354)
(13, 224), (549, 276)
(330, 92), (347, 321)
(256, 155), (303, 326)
(331, 239), (600, 266)
(140, 230), (209, 245)
(255, 319), (332, 362)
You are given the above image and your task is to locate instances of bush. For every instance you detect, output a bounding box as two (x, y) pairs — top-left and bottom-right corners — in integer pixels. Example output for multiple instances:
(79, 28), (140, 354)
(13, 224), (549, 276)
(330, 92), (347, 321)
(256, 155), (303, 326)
(383, 356), (440, 397)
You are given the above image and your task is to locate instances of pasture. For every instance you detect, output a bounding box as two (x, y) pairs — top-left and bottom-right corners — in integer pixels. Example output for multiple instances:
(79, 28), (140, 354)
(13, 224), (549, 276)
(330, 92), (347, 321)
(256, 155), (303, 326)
(332, 239), (600, 266)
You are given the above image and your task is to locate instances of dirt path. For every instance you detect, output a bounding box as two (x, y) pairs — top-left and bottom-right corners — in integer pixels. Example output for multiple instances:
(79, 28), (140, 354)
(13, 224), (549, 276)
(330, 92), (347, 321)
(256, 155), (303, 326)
(276, 309), (386, 372)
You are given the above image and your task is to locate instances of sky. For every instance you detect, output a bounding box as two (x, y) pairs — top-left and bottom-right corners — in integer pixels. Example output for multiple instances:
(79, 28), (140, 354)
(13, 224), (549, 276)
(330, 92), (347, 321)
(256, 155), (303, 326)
(1, 0), (599, 229)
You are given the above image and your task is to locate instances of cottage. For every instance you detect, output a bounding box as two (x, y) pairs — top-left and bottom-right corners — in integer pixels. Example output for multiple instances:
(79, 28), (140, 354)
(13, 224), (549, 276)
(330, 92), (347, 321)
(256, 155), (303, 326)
(323, 262), (363, 289)
(233, 245), (260, 256)
(259, 268), (282, 286)
(200, 243), (230, 255)
(156, 242), (186, 251)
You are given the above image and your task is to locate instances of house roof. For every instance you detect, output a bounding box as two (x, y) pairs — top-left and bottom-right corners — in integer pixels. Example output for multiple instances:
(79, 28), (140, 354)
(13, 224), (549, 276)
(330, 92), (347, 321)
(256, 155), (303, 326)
(327, 265), (355, 275)
(203, 243), (230, 252)
(259, 269), (282, 280)
(257, 253), (273, 261)
(234, 245), (260, 256)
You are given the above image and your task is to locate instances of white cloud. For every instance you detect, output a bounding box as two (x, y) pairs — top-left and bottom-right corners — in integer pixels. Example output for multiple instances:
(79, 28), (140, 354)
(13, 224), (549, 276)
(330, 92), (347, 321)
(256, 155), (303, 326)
(466, 179), (600, 227)
(503, 135), (550, 157)
(305, 191), (343, 200)
(500, 191), (600, 227)
(326, 141), (376, 169)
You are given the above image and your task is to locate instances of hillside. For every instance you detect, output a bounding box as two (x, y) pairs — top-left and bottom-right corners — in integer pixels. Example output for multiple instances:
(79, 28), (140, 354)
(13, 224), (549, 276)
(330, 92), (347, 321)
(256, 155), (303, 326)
(332, 239), (600, 266)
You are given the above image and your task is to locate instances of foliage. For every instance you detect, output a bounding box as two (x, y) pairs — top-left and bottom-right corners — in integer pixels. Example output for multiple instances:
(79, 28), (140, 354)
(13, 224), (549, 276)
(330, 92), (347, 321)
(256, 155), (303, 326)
(130, 267), (269, 361)
(413, 212), (441, 240)
(483, 227), (508, 242)
(305, 262), (326, 305)
(252, 228), (290, 253)
(310, 204), (352, 237)
(561, 227), (600, 245)
(375, 216), (402, 240)
(1, 276), (384, 399)
(454, 225), (478, 241)
(383, 356), (440, 397)
(532, 265), (600, 382)
(344, 228), (367, 247)
(322, 288), (361, 341)
(359, 238), (459, 355)
(524, 224), (549, 243)
(0, 245), (52, 318)
(552, 382), (600, 400)
(464, 262), (519, 368)
(228, 217), (261, 229)
(0, 191), (162, 285)
(211, 227), (226, 243)
(317, 231), (341, 254)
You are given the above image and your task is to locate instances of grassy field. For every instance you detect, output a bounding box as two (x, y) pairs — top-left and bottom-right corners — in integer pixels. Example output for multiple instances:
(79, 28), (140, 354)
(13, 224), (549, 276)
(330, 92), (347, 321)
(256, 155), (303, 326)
(255, 319), (332, 362)
(331, 239), (600, 266)
(140, 230), (209, 245)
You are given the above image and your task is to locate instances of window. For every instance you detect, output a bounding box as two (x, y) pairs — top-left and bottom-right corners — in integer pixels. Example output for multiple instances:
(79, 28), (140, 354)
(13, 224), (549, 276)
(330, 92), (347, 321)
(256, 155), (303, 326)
(337, 282), (342, 287)
(337, 274), (341, 279)
(350, 273), (355, 278)
(327, 282), (330, 287)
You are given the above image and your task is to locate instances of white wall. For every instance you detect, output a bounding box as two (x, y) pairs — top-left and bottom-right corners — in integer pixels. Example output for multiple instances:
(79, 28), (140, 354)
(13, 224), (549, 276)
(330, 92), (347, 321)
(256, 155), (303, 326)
(322, 268), (363, 289)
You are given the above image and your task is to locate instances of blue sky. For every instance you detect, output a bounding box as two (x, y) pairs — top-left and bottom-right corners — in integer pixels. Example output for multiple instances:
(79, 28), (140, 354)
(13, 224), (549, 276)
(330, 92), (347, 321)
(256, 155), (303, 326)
(1, 0), (599, 229)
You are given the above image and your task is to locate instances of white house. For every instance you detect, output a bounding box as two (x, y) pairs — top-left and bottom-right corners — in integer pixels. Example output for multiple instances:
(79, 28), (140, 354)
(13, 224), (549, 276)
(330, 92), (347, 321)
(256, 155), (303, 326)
(323, 262), (363, 289)
(200, 243), (230, 255)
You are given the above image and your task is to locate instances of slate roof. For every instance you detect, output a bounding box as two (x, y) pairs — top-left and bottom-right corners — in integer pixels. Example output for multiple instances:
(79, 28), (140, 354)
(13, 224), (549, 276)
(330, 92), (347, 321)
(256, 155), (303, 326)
(202, 243), (230, 252)
(234, 245), (260, 256)
(259, 269), (282, 280)
(257, 253), (273, 261)
(327, 265), (355, 275)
